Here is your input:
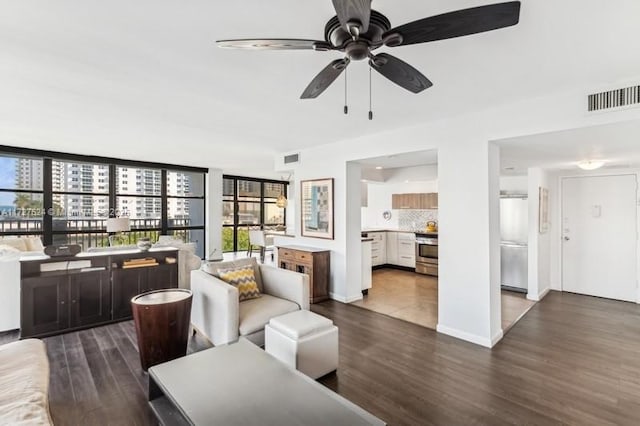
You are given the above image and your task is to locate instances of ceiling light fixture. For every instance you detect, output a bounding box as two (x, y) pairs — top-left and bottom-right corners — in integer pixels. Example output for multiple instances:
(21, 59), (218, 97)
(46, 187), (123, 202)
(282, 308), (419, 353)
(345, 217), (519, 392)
(578, 160), (605, 171)
(375, 166), (383, 170)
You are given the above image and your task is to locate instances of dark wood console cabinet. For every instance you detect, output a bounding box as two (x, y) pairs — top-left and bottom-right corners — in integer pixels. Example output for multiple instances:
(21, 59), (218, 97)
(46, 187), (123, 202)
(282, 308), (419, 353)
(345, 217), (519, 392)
(20, 248), (178, 338)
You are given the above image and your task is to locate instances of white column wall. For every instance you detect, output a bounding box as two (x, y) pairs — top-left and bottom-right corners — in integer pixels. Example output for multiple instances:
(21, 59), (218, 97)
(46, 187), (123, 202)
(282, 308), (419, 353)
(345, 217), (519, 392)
(437, 140), (502, 347)
(527, 168), (553, 301)
(345, 162), (364, 302)
(206, 169), (223, 260)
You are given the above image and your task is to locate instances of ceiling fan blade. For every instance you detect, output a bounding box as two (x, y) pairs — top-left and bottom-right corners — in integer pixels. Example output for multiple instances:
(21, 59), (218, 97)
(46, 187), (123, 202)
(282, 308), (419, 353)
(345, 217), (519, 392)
(369, 53), (432, 94)
(332, 0), (372, 34)
(383, 1), (521, 47)
(216, 39), (332, 51)
(301, 58), (350, 99)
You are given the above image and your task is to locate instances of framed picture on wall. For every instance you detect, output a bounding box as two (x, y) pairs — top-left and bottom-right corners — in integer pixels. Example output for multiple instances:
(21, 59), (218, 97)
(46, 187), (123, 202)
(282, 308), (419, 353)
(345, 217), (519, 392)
(301, 178), (334, 240)
(539, 186), (549, 234)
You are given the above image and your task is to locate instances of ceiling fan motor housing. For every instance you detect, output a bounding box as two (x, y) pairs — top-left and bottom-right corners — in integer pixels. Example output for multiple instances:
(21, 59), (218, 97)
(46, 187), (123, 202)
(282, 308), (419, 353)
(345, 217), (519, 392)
(325, 10), (391, 60)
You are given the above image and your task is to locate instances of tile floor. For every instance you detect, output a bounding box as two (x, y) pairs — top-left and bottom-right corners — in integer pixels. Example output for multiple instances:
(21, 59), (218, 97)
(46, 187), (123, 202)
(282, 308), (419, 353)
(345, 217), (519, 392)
(352, 268), (535, 332)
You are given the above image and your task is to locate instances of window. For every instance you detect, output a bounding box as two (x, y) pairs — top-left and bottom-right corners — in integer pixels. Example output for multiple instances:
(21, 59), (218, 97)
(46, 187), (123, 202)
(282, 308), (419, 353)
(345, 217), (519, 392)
(0, 148), (207, 258)
(222, 176), (287, 252)
(0, 155), (44, 236)
(166, 171), (206, 256)
(51, 161), (110, 248)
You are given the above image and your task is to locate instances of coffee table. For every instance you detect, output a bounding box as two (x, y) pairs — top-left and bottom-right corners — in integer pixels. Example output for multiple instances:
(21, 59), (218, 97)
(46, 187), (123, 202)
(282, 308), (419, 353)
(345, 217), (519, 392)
(148, 339), (385, 425)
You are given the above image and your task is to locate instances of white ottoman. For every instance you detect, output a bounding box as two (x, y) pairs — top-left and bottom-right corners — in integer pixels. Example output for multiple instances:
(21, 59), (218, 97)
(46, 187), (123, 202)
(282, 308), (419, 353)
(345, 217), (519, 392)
(265, 310), (339, 379)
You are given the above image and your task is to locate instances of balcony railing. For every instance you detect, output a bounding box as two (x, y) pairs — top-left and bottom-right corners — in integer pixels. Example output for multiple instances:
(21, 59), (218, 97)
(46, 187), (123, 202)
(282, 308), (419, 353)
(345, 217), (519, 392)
(1, 217), (194, 250)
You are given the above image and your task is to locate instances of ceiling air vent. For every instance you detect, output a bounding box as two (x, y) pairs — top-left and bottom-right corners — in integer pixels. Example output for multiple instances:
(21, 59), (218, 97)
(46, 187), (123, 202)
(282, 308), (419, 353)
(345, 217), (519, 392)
(284, 153), (300, 164)
(588, 85), (640, 112)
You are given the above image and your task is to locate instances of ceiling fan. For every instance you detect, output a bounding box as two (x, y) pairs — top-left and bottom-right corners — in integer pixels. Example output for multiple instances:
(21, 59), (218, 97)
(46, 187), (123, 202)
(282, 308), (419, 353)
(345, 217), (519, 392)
(217, 1), (521, 104)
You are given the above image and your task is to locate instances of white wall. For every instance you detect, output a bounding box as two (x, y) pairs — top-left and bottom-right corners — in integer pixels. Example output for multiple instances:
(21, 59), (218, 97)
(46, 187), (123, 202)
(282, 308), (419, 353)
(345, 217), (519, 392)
(362, 180), (438, 229)
(527, 168), (552, 301)
(206, 169), (223, 260)
(276, 82), (640, 348)
(500, 176), (528, 194)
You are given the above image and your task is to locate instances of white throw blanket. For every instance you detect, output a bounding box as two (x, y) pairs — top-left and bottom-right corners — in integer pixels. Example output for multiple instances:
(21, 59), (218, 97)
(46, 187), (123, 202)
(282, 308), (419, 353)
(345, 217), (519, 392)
(0, 339), (52, 425)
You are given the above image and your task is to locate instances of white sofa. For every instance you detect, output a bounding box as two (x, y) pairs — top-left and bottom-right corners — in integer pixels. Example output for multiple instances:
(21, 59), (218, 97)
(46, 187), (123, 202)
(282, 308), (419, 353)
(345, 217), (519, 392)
(0, 237), (46, 332)
(0, 339), (53, 425)
(191, 258), (310, 346)
(153, 238), (202, 289)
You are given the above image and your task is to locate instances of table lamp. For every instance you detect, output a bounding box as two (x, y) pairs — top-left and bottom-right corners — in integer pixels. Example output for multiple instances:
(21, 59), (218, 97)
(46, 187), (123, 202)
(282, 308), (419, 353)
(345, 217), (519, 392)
(107, 217), (131, 246)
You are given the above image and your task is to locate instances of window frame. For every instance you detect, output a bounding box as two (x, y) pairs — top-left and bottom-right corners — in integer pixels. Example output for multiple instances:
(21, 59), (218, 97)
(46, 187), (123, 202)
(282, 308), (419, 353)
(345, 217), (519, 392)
(223, 175), (288, 253)
(0, 146), (207, 257)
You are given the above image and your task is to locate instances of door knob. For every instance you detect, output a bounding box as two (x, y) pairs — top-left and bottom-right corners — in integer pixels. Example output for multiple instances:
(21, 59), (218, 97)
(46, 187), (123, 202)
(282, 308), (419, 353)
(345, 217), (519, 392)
(564, 236), (570, 241)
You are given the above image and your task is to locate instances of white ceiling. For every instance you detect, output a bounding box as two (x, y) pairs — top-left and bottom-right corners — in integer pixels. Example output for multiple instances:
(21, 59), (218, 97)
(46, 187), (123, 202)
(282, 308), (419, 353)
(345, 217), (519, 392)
(355, 150), (438, 170)
(498, 119), (640, 175)
(1, 1), (640, 176)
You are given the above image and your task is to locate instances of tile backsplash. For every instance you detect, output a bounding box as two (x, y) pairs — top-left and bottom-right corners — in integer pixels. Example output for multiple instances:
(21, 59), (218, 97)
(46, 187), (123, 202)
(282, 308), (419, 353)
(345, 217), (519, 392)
(398, 209), (438, 232)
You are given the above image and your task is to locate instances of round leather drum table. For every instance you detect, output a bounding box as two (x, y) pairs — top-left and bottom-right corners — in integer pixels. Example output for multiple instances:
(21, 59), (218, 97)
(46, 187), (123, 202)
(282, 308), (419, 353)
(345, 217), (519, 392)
(131, 289), (193, 371)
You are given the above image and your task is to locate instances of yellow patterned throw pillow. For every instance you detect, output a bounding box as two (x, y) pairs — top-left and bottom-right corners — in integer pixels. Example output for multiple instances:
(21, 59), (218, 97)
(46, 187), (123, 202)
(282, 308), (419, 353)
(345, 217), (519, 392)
(218, 266), (261, 302)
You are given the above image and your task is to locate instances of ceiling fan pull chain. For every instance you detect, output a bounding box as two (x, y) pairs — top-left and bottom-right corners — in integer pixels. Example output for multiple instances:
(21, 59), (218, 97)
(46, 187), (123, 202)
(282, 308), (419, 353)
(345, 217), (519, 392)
(368, 65), (373, 120)
(344, 67), (349, 115)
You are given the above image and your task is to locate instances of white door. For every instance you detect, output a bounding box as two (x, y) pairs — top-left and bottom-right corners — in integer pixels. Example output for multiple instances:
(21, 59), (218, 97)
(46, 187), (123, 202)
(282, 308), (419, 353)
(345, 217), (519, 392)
(562, 175), (638, 302)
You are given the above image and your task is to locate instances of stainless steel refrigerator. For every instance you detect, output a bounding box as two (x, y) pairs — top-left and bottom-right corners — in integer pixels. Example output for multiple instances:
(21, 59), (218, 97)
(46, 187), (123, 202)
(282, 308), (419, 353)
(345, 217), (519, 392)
(500, 196), (528, 292)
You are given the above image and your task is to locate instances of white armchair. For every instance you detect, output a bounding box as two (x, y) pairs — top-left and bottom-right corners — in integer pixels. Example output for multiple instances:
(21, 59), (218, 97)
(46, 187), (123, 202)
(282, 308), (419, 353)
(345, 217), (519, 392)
(191, 258), (309, 346)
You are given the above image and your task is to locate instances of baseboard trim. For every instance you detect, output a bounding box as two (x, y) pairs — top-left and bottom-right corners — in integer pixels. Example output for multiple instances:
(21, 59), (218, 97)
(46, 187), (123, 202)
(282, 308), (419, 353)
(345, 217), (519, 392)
(436, 324), (497, 348)
(491, 329), (504, 347)
(538, 287), (551, 300)
(372, 264), (416, 273)
(329, 292), (363, 304)
(527, 286), (551, 302)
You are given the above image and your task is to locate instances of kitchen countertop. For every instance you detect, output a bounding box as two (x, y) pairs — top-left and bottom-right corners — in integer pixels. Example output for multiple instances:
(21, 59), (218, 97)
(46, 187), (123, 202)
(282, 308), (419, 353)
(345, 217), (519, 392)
(362, 229), (438, 236)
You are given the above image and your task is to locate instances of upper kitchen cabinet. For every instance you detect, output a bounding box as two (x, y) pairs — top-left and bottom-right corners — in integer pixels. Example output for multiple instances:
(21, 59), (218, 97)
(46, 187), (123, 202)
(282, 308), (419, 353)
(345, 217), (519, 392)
(420, 193), (438, 209)
(392, 193), (438, 210)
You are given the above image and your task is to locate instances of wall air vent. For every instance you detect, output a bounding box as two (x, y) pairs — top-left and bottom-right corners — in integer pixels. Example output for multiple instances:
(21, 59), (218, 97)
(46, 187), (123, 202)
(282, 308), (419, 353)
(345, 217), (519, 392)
(284, 153), (300, 164)
(588, 85), (640, 112)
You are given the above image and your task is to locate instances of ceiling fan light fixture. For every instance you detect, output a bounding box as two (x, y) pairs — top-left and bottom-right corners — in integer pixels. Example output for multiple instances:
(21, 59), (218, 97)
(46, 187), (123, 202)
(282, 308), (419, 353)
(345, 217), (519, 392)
(577, 160), (605, 171)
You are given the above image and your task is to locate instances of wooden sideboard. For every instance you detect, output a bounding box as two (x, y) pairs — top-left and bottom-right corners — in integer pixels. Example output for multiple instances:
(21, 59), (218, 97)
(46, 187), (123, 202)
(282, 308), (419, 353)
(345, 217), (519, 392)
(20, 248), (178, 338)
(277, 245), (330, 304)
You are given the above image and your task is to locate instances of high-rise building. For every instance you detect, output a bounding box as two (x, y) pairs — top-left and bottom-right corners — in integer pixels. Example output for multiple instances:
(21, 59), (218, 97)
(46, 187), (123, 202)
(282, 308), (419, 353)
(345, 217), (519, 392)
(15, 158), (43, 191)
(14, 160), (195, 221)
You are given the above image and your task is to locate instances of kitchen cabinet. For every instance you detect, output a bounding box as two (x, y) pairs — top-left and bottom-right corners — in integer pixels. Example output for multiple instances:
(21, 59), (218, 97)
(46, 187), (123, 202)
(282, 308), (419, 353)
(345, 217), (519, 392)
(369, 232), (387, 266)
(392, 193), (438, 210)
(420, 193), (438, 209)
(361, 240), (372, 294)
(396, 232), (416, 268)
(368, 231), (415, 269)
(385, 232), (398, 265)
(277, 246), (330, 304)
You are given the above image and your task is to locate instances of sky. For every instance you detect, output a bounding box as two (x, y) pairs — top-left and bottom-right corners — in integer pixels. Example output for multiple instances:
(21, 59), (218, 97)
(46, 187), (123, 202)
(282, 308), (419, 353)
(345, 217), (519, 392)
(0, 157), (16, 205)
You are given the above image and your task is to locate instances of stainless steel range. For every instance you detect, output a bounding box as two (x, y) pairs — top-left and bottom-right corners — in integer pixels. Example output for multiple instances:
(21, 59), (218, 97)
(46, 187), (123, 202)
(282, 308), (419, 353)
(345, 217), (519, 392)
(415, 234), (438, 276)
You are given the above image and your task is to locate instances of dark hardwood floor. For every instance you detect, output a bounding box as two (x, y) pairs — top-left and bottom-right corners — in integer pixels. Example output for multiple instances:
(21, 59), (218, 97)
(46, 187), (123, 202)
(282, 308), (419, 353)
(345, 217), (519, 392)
(2, 291), (640, 425)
